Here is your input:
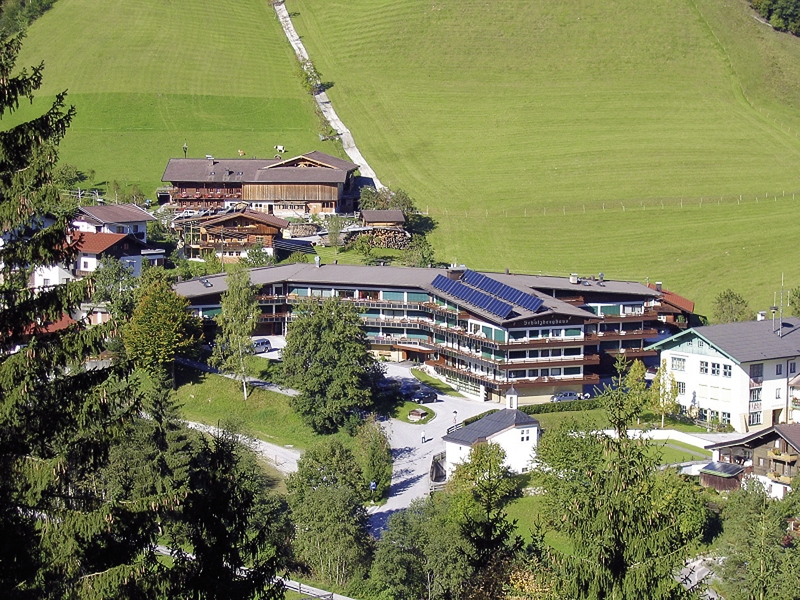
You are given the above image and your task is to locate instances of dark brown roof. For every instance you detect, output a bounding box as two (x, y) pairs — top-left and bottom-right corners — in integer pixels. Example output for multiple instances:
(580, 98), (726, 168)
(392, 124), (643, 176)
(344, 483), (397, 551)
(201, 210), (289, 230)
(707, 423), (800, 452)
(75, 232), (128, 253)
(76, 204), (156, 225)
(442, 409), (539, 446)
(162, 151), (356, 184)
(361, 210), (405, 224)
(253, 167), (348, 185)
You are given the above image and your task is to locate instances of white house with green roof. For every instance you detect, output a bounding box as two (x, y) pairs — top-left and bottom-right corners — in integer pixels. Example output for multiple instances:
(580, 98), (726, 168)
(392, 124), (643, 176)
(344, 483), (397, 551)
(648, 318), (800, 433)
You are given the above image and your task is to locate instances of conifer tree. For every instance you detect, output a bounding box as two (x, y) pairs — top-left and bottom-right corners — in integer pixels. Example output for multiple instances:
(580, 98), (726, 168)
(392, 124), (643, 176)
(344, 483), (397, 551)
(0, 32), (154, 597)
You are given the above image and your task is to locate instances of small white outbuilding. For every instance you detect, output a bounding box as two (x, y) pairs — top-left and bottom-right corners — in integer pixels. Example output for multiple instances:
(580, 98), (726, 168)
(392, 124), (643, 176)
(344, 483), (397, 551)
(442, 386), (540, 477)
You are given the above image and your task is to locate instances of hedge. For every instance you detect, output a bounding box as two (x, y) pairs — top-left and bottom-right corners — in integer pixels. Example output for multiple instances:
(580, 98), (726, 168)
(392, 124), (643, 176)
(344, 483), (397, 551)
(463, 409), (499, 426)
(519, 398), (602, 415)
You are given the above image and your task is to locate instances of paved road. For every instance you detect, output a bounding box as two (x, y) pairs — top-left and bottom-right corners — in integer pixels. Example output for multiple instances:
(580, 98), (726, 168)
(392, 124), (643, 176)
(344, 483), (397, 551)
(369, 363), (493, 532)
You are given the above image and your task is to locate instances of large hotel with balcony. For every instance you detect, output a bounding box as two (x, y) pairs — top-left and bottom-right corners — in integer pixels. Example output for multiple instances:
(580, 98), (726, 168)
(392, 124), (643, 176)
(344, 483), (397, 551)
(174, 263), (695, 403)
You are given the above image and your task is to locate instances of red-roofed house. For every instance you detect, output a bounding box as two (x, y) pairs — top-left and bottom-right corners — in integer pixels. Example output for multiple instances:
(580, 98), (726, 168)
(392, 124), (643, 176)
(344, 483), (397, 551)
(648, 282), (696, 330)
(32, 231), (164, 289)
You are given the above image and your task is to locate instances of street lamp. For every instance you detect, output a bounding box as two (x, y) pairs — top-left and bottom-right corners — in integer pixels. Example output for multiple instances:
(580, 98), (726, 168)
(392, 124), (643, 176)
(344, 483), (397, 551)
(183, 141), (188, 158)
(453, 410), (458, 425)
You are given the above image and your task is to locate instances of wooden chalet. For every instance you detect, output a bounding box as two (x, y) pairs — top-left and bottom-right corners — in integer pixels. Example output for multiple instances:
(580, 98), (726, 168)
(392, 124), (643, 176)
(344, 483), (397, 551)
(161, 151), (358, 217)
(706, 423), (800, 498)
(647, 282), (696, 329)
(179, 209), (289, 261)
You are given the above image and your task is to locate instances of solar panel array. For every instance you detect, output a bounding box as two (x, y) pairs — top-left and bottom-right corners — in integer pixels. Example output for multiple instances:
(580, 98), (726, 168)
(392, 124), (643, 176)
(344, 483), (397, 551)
(432, 275), (514, 319)
(462, 270), (544, 313)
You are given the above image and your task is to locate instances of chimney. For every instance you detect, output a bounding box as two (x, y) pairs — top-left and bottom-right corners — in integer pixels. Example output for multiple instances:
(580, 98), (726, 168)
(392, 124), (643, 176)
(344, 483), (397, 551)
(505, 385), (519, 410)
(569, 273), (579, 284)
(757, 311), (766, 321)
(655, 281), (662, 292)
(447, 265), (466, 280)
(505, 268), (510, 275)
(314, 255), (321, 268)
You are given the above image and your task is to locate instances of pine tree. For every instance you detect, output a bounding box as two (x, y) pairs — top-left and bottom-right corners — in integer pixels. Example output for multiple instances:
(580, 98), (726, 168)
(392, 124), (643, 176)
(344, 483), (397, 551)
(209, 267), (259, 400)
(0, 32), (155, 597)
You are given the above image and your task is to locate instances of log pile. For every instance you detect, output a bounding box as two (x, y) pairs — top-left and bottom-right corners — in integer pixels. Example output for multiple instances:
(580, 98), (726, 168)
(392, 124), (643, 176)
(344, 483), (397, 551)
(287, 222), (320, 237)
(367, 228), (411, 249)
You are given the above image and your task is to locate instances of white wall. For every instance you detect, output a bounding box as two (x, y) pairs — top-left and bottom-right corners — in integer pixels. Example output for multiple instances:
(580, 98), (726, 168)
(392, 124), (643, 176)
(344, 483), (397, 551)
(445, 426), (539, 478)
(32, 264), (73, 289)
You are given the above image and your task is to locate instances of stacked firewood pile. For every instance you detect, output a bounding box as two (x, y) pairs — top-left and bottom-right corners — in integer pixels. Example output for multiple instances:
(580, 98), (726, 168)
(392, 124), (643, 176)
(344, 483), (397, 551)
(366, 228), (411, 249)
(288, 222), (320, 237)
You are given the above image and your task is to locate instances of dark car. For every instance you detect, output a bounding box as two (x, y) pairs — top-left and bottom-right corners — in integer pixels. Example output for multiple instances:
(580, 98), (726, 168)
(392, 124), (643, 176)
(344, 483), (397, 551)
(412, 389), (437, 403)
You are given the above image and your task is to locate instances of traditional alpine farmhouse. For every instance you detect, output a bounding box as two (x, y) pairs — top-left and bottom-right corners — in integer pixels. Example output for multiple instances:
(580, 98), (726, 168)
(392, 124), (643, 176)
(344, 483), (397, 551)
(648, 318), (800, 433)
(172, 208), (290, 261)
(161, 151), (359, 218)
(174, 263), (694, 403)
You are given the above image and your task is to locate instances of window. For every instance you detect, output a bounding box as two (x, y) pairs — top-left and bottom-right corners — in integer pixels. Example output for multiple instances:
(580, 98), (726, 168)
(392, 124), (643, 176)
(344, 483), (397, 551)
(700, 361), (708, 374)
(698, 340), (704, 348)
(42, 278), (50, 287)
(677, 382), (686, 395)
(749, 412), (762, 426)
(509, 350), (526, 360)
(671, 357), (686, 372)
(132, 225), (139, 233)
(750, 363), (764, 379)
(550, 368), (562, 376)
(521, 429), (530, 442)
(564, 366), (581, 375)
(710, 410), (719, 422)
(115, 226), (125, 233)
(82, 261), (88, 270)
(722, 412), (731, 425)
(687, 339), (693, 347)
(750, 388), (762, 402)
(527, 369), (539, 378)
(790, 362), (797, 374)
(723, 365), (732, 378)
(565, 328), (581, 337)
(776, 364), (783, 376)
(509, 370), (526, 379)
(540, 368), (549, 377)
(711, 363), (720, 376)
(776, 388), (781, 399)
(759, 457), (765, 467)
(698, 408), (708, 422)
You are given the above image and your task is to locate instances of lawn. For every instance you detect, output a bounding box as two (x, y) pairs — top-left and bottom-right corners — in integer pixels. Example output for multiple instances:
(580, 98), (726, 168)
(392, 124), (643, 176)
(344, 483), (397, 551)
(6, 0), (337, 196)
(651, 441), (711, 466)
(175, 367), (353, 451)
(532, 408), (607, 431)
(290, 0), (800, 315)
(411, 368), (464, 397)
(392, 400), (436, 424)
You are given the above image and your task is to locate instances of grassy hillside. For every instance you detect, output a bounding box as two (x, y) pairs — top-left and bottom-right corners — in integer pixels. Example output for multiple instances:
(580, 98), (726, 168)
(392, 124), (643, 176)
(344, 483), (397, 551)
(5, 0), (333, 194)
(290, 0), (800, 314)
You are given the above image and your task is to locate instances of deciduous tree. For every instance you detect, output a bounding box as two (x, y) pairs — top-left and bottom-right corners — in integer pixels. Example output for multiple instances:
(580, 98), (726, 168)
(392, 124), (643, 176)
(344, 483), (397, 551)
(649, 358), (680, 429)
(209, 267), (259, 400)
(403, 234), (436, 268)
(354, 416), (392, 500)
(713, 288), (751, 323)
(283, 298), (383, 433)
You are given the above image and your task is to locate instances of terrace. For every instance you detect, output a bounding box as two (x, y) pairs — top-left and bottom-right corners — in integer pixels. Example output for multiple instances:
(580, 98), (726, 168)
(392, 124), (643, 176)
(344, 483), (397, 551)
(426, 358), (599, 390)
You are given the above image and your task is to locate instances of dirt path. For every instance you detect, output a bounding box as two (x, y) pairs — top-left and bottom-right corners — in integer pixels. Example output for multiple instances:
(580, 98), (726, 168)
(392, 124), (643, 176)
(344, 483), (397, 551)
(273, 1), (384, 188)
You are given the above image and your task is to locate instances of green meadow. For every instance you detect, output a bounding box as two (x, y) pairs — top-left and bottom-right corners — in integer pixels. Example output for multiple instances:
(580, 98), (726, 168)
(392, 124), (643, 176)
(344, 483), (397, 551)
(290, 0), (800, 314)
(6, 0), (334, 193)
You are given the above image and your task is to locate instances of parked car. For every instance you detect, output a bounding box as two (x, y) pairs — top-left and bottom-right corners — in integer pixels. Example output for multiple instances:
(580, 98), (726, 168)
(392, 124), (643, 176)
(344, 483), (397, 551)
(550, 391), (581, 403)
(412, 389), (437, 404)
(252, 338), (272, 353)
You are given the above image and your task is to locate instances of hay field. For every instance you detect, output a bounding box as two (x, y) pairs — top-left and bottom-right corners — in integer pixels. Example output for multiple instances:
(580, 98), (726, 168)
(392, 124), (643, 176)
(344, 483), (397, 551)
(290, 0), (800, 313)
(5, 0), (331, 193)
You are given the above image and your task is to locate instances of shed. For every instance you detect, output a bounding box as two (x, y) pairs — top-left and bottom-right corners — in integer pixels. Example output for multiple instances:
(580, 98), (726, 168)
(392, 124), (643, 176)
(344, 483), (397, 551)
(699, 461), (745, 492)
(360, 210), (405, 228)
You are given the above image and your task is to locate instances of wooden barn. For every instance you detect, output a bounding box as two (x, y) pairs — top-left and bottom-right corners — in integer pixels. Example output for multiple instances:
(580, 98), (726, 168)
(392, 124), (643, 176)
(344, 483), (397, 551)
(162, 151), (358, 217)
(360, 209), (405, 229)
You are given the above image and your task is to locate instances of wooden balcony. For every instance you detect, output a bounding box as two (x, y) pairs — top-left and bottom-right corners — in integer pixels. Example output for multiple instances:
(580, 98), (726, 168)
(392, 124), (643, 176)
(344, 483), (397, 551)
(603, 347), (658, 358)
(596, 328), (658, 341)
(257, 311), (289, 323)
(598, 308), (659, 322)
(425, 358), (600, 391)
(497, 353), (600, 370)
(768, 449), (798, 463)
(767, 471), (794, 485)
(499, 334), (597, 350)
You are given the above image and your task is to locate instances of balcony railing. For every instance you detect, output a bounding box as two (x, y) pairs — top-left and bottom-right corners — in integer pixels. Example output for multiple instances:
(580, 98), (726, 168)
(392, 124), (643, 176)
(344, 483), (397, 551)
(426, 358), (600, 389)
(768, 449), (798, 463)
(749, 401), (762, 412)
(750, 377), (763, 388)
(767, 471), (794, 485)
